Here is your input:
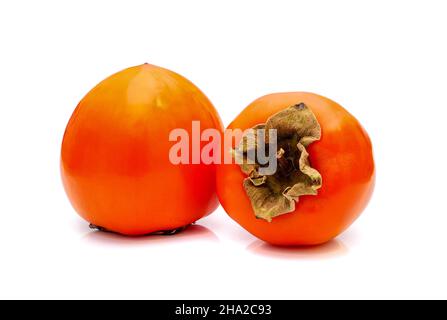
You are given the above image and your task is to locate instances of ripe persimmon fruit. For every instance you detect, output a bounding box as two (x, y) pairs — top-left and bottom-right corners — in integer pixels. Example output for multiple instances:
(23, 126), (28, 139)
(61, 64), (223, 235)
(217, 92), (375, 246)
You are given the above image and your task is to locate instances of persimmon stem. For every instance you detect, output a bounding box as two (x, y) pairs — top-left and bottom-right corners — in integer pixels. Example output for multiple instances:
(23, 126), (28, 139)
(234, 103), (322, 222)
(89, 223), (189, 236)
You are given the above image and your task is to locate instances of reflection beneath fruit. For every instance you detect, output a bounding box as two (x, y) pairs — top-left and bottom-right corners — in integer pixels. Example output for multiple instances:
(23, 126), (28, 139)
(81, 224), (219, 246)
(247, 238), (349, 260)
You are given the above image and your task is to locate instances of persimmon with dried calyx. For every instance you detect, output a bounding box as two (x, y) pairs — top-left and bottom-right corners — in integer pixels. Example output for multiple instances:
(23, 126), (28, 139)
(61, 64), (223, 236)
(217, 92), (375, 246)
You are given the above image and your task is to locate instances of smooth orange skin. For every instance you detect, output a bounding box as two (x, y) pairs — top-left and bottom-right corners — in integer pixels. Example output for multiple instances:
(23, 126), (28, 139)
(61, 64), (223, 235)
(217, 92), (375, 246)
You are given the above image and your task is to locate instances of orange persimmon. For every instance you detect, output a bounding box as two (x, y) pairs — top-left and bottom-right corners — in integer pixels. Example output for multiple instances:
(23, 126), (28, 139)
(217, 92), (375, 246)
(61, 64), (223, 235)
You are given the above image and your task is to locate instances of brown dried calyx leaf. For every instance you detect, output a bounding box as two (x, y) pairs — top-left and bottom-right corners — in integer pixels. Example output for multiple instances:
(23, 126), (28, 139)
(234, 103), (322, 222)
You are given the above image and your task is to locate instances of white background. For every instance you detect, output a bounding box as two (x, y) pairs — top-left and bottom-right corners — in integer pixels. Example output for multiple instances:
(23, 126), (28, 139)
(0, 0), (446, 299)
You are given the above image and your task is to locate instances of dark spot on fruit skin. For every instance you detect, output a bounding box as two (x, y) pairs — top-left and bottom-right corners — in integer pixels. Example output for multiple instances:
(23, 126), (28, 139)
(294, 103), (306, 110)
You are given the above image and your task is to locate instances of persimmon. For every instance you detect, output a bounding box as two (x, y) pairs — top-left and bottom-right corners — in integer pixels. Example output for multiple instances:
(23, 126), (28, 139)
(217, 92), (375, 246)
(61, 64), (223, 235)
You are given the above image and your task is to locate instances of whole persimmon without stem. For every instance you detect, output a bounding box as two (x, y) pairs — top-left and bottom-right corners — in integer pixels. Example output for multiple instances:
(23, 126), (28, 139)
(61, 64), (223, 235)
(216, 92), (375, 246)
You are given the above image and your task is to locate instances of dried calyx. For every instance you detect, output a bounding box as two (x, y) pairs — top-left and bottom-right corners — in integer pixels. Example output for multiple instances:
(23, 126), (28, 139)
(234, 103), (322, 222)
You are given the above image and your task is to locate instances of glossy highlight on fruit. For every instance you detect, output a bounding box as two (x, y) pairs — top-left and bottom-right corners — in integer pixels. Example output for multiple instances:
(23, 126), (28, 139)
(61, 64), (223, 235)
(217, 92), (375, 246)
